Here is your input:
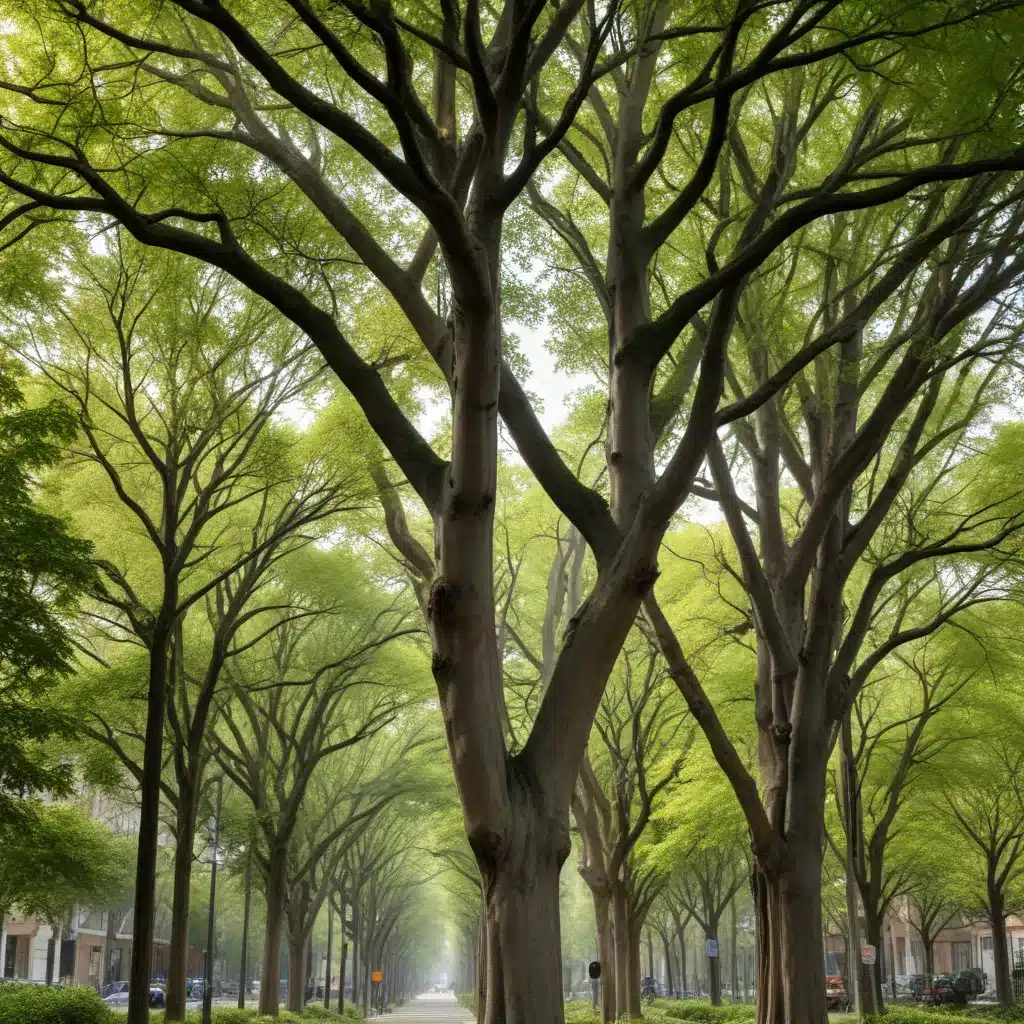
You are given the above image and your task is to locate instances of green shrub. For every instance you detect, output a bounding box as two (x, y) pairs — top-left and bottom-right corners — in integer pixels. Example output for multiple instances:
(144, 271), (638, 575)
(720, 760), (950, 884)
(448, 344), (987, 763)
(656, 999), (757, 1023)
(0, 984), (112, 1024)
(149, 1007), (362, 1024)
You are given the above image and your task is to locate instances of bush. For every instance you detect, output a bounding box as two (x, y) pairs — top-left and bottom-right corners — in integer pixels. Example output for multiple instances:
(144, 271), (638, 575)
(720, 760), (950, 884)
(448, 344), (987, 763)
(656, 1000), (757, 1023)
(0, 984), (112, 1024)
(149, 1007), (362, 1024)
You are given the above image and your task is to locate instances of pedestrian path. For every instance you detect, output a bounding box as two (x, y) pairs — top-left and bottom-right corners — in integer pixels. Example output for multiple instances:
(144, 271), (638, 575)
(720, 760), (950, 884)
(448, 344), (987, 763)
(382, 992), (474, 1022)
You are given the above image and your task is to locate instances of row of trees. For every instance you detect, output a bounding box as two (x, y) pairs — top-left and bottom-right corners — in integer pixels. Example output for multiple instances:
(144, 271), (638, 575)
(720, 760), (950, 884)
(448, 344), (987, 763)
(4, 1), (1024, 1022)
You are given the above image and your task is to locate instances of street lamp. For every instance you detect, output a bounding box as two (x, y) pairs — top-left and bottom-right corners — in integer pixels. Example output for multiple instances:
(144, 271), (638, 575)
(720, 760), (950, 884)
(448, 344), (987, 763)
(202, 777), (224, 1024)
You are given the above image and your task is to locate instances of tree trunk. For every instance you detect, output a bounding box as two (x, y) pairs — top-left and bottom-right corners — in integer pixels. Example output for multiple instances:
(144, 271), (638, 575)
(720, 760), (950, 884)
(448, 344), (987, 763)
(661, 929), (675, 1002)
(339, 940), (348, 1015)
(165, 806), (197, 1021)
(924, 939), (934, 985)
(594, 891), (616, 1022)
(258, 846), (289, 1015)
(239, 858), (252, 1009)
(128, 629), (172, 1024)
(287, 932), (306, 1013)
(863, 905), (885, 1011)
(325, 896), (333, 1009)
(479, 819), (567, 1024)
(676, 919), (687, 997)
(731, 898), (739, 1002)
(626, 920), (643, 1019)
(706, 924), (721, 1006)
(612, 884), (630, 1019)
(989, 894), (1014, 1007)
(754, 840), (828, 1024)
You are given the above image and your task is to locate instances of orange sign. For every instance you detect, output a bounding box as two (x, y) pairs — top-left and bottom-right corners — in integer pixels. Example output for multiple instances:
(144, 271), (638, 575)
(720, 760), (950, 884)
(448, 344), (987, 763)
(371, 971), (383, 983)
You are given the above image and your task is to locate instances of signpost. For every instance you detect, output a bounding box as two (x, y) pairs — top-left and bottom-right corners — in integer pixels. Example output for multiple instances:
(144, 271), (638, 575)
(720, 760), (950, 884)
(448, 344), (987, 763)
(704, 939), (719, 959)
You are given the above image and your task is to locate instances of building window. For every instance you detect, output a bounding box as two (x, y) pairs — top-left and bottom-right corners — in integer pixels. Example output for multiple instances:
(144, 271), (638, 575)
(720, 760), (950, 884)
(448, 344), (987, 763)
(981, 936), (994, 953)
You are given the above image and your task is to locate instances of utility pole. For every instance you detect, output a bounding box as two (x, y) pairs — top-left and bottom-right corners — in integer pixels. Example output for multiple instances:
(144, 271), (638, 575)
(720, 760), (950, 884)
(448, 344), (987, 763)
(202, 776), (223, 1024)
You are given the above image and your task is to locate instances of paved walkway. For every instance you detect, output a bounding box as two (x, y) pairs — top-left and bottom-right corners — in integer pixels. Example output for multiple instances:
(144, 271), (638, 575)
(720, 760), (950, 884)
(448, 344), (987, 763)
(382, 993), (474, 1021)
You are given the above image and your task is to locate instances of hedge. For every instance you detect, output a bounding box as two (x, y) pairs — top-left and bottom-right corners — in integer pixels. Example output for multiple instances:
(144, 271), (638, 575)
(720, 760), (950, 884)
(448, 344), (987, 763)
(0, 984), (111, 1024)
(0, 987), (364, 1024)
(654, 1000), (758, 1023)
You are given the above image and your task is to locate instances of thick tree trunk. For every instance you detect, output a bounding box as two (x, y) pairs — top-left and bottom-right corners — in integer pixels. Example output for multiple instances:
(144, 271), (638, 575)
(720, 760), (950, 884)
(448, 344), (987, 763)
(989, 896), (1014, 1007)
(754, 840), (828, 1024)
(479, 816), (567, 1024)
(128, 629), (172, 1024)
(165, 806), (196, 1021)
(258, 846), (289, 1015)
(594, 891), (616, 1022)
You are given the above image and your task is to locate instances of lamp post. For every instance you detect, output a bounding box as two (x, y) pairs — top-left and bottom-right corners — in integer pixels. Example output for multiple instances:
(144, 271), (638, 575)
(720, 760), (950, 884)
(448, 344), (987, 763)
(202, 777), (223, 1024)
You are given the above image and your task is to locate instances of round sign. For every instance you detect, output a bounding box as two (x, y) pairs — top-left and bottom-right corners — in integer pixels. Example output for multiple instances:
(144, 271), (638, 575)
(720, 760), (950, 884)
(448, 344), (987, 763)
(588, 961), (601, 980)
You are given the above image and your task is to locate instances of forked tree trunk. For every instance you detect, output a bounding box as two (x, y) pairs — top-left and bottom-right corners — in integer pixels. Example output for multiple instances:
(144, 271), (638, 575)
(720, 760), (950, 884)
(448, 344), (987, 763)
(478, 813), (567, 1024)
(164, 806), (197, 1020)
(594, 893), (616, 1021)
(258, 846), (289, 1015)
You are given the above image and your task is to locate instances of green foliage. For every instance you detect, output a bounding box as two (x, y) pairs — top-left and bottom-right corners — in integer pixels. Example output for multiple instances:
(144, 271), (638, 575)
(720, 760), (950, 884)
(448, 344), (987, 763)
(653, 1000), (757, 1023)
(0, 983), (112, 1024)
(0, 358), (94, 820)
(149, 1006), (363, 1023)
(0, 802), (133, 920)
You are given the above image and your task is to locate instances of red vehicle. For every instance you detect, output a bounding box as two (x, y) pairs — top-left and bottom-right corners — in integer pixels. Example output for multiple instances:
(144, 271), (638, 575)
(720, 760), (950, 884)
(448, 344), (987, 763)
(826, 976), (849, 1011)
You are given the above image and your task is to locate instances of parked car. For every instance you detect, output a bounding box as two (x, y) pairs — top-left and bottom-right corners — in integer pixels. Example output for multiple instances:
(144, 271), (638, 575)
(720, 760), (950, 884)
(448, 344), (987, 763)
(825, 975), (849, 1011)
(103, 983), (165, 1008)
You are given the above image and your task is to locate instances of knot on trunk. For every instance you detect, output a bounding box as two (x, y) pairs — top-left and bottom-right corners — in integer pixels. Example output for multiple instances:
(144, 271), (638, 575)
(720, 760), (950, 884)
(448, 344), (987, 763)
(772, 722), (792, 744)
(632, 564), (660, 595)
(431, 650), (454, 681)
(428, 576), (461, 621)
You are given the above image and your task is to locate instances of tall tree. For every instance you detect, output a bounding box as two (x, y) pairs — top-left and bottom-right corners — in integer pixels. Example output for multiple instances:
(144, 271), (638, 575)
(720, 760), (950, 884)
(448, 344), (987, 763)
(6, 4), (1024, 1021)
(12, 241), (348, 1020)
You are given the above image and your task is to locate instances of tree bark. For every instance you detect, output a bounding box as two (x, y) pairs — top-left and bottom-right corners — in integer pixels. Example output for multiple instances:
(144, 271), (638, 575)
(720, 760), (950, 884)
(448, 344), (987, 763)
(705, 922), (721, 1006)
(478, 810), (567, 1024)
(754, 837), (828, 1024)
(128, 627), (172, 1024)
(595, 892), (616, 1021)
(239, 858), (252, 1009)
(660, 928), (675, 1002)
(258, 845), (289, 1015)
(339, 940), (348, 1015)
(287, 931), (306, 1013)
(730, 898), (738, 1002)
(164, 805), (197, 1021)
(989, 892), (1014, 1007)
(627, 919), (642, 1019)
(612, 883), (630, 1019)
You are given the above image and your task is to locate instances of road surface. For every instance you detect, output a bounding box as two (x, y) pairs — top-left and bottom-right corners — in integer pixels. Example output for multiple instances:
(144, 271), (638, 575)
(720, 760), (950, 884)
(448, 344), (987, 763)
(380, 992), (473, 1021)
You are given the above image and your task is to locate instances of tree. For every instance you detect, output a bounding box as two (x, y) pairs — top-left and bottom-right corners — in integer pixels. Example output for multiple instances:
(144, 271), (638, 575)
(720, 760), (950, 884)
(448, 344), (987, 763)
(0, 358), (94, 821)
(210, 567), (419, 1015)
(6, 4), (1024, 1021)
(831, 631), (979, 1010)
(0, 801), (134, 980)
(937, 731), (1024, 1005)
(14, 240), (356, 1021)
